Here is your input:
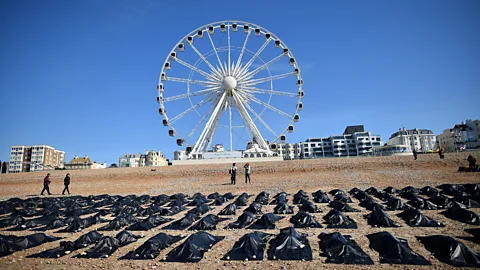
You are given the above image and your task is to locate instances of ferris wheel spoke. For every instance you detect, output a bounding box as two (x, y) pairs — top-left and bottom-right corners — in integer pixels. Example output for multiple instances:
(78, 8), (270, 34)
(237, 86), (297, 97)
(188, 42), (223, 78)
(227, 24), (231, 76)
(232, 91), (271, 153)
(163, 86), (220, 102)
(239, 72), (296, 87)
(237, 53), (284, 81)
(165, 76), (220, 87)
(249, 96), (292, 119)
(236, 38), (271, 78)
(168, 95), (216, 124)
(174, 57), (219, 81)
(233, 29), (252, 76)
(187, 95), (221, 139)
(241, 96), (279, 138)
(206, 30), (227, 76)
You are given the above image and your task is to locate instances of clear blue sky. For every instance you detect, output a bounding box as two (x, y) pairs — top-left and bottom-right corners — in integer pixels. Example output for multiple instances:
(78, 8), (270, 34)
(1, 0), (479, 165)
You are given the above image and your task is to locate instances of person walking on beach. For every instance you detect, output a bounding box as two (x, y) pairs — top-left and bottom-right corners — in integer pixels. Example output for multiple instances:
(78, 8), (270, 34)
(244, 163), (251, 184)
(413, 149), (418, 160)
(41, 173), (52, 195)
(62, 173), (71, 195)
(229, 163), (237, 185)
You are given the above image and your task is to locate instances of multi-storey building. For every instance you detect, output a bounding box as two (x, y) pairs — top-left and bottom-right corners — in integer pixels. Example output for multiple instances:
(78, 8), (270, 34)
(437, 120), (479, 152)
(145, 150), (168, 166)
(276, 143), (302, 160)
(299, 126), (382, 159)
(119, 154), (142, 168)
(8, 145), (65, 173)
(387, 128), (436, 152)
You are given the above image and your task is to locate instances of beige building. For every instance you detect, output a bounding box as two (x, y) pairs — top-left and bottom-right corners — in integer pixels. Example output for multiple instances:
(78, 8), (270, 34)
(8, 145), (65, 173)
(139, 150), (168, 167)
(437, 120), (480, 152)
(64, 155), (99, 170)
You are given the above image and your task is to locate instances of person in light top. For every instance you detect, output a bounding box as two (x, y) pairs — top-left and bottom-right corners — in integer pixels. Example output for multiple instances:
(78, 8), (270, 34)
(244, 163), (251, 184)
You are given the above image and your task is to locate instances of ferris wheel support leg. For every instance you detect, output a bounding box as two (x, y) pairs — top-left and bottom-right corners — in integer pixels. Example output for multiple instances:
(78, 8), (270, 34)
(189, 92), (227, 159)
(232, 91), (272, 156)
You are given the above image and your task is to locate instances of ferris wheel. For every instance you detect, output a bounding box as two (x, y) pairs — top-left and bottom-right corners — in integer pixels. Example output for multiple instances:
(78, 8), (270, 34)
(157, 21), (304, 159)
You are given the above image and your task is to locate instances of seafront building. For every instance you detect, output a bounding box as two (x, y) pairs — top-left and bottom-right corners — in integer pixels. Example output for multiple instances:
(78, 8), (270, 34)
(437, 119), (480, 152)
(386, 128), (437, 152)
(8, 145), (65, 173)
(119, 151), (168, 167)
(64, 155), (106, 170)
(298, 126), (382, 159)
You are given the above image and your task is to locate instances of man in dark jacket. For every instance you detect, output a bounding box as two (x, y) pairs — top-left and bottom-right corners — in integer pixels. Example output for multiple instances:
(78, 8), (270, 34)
(41, 173), (52, 195)
(62, 173), (71, 195)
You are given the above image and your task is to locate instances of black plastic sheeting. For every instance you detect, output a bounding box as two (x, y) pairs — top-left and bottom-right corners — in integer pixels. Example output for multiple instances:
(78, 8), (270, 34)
(290, 211), (322, 228)
(244, 202), (263, 215)
(437, 184), (469, 197)
(420, 186), (439, 197)
(222, 231), (272, 261)
(254, 192), (269, 205)
(417, 235), (480, 267)
(218, 203), (237, 216)
(189, 214), (228, 230)
(127, 215), (173, 231)
(407, 197), (438, 210)
(384, 197), (409, 211)
(293, 190), (309, 204)
(397, 208), (444, 227)
(270, 194), (288, 205)
(454, 196), (480, 208)
(442, 207), (480, 225)
(312, 190), (330, 203)
(166, 231), (224, 262)
(76, 231), (140, 258)
(267, 227), (312, 261)
(298, 201), (321, 213)
(29, 231), (104, 258)
(122, 233), (184, 259)
(273, 202), (294, 215)
(247, 213), (284, 229)
(359, 196), (386, 211)
(163, 212), (200, 230)
(319, 232), (373, 264)
(367, 231), (431, 265)
(364, 209), (400, 227)
(0, 233), (61, 257)
(465, 228), (480, 242)
(329, 201), (360, 212)
(323, 209), (357, 229)
(226, 211), (255, 229)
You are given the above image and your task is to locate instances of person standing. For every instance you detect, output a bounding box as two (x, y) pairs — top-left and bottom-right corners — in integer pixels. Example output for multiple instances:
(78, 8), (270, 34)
(439, 147), (445, 159)
(467, 155), (477, 171)
(62, 173), (71, 195)
(229, 163), (237, 185)
(41, 173), (52, 195)
(244, 163), (251, 184)
(413, 149), (418, 160)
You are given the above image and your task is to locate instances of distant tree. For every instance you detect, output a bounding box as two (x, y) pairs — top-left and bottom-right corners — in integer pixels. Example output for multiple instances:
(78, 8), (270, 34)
(108, 163), (118, 168)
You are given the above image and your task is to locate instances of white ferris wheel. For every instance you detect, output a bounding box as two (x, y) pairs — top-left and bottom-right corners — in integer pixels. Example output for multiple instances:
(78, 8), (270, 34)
(157, 21), (304, 159)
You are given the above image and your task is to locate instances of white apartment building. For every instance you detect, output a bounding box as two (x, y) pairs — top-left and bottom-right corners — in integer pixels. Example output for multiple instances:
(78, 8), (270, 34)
(119, 154), (142, 168)
(8, 145), (65, 173)
(299, 126), (382, 159)
(276, 143), (302, 160)
(387, 128), (437, 152)
(437, 120), (479, 152)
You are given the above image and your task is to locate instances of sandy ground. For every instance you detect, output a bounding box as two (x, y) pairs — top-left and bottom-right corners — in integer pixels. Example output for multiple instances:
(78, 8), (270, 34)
(0, 152), (479, 269)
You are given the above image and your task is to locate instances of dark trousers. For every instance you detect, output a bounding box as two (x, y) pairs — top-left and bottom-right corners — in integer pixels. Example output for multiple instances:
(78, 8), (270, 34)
(231, 175), (236, 185)
(62, 184), (70, 195)
(41, 183), (51, 195)
(245, 174), (251, 183)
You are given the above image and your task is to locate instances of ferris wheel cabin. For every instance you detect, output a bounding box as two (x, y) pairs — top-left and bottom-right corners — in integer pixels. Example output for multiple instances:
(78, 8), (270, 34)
(288, 125), (294, 133)
(168, 129), (175, 137)
(293, 114), (300, 122)
(232, 23), (238, 31)
(274, 40), (281, 48)
(176, 139), (184, 146)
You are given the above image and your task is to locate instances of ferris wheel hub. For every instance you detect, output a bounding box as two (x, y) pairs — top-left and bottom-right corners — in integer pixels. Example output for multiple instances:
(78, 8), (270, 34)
(222, 76), (237, 91)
